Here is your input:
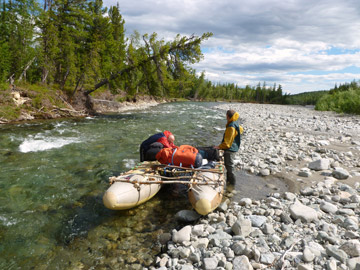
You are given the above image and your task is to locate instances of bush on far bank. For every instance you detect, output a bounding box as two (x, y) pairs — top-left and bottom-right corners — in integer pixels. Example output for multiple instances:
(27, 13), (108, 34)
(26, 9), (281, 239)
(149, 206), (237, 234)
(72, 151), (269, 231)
(315, 88), (360, 115)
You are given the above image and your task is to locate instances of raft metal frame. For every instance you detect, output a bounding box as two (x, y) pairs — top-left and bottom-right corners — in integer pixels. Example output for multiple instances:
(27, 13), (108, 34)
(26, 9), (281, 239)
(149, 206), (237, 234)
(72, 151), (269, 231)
(108, 162), (225, 189)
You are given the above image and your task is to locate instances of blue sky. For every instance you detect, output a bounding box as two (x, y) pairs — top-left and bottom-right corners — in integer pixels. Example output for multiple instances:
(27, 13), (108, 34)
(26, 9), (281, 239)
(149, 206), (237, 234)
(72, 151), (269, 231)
(103, 0), (360, 94)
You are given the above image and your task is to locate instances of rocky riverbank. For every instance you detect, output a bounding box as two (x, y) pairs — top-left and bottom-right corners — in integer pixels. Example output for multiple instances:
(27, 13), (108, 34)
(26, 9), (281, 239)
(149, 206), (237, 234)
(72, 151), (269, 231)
(0, 87), (164, 124)
(151, 103), (360, 270)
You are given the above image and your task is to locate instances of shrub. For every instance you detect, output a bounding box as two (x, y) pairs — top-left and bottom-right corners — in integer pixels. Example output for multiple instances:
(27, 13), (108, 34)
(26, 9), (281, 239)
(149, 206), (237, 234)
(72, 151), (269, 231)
(315, 88), (360, 115)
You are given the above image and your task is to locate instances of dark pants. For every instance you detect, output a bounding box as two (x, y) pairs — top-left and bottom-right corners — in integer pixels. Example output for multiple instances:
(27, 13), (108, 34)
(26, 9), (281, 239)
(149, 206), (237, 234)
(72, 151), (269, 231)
(140, 142), (163, 162)
(224, 150), (236, 184)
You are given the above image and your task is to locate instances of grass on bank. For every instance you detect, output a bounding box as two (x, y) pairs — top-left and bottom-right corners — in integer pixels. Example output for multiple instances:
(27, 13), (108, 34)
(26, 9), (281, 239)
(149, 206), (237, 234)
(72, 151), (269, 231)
(0, 82), (70, 120)
(0, 84), (20, 120)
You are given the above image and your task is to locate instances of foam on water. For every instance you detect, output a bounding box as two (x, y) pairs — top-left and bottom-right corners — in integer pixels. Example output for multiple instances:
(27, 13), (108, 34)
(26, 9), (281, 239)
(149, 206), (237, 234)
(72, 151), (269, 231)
(0, 215), (19, 226)
(123, 159), (136, 168)
(214, 126), (225, 131)
(19, 136), (82, 153)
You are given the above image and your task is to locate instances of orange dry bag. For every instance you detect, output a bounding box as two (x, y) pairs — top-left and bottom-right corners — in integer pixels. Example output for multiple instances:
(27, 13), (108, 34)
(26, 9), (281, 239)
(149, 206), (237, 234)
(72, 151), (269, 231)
(156, 145), (202, 168)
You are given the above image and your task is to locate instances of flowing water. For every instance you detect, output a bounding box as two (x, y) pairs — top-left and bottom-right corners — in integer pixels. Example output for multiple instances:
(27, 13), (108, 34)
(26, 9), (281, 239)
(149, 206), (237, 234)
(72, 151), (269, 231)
(0, 102), (288, 270)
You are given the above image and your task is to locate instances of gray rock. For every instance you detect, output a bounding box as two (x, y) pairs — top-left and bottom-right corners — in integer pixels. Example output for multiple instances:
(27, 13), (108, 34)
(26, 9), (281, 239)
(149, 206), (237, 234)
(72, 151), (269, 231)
(179, 247), (191, 258)
(180, 265), (194, 270)
(333, 167), (350, 180)
(175, 210), (201, 223)
(158, 256), (168, 267)
(342, 218), (359, 231)
(172, 225), (192, 244)
(299, 168), (312, 177)
(320, 201), (338, 214)
(203, 257), (218, 270)
(308, 159), (330, 171)
(337, 208), (355, 216)
(326, 258), (337, 270)
(340, 240), (360, 257)
(298, 264), (313, 270)
(300, 187), (314, 196)
(280, 212), (294, 224)
(284, 192), (297, 201)
(232, 218), (252, 236)
(231, 242), (247, 256)
(347, 257), (360, 270)
(260, 253), (275, 265)
(189, 252), (200, 263)
(239, 198), (252, 206)
(260, 169), (270, 176)
(289, 200), (318, 222)
(303, 246), (315, 262)
(345, 231), (360, 239)
(233, 255), (253, 270)
(248, 215), (267, 227)
(192, 224), (205, 237)
(217, 202), (228, 212)
(159, 233), (172, 245)
(326, 244), (348, 263)
(208, 230), (232, 241)
(193, 238), (209, 249)
(262, 223), (275, 235)
(307, 241), (326, 257)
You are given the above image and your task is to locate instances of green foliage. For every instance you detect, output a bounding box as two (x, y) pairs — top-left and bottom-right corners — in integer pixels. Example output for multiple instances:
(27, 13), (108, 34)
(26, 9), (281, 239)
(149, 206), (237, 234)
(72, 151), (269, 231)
(0, 0), (295, 109)
(284, 90), (328, 105)
(0, 104), (21, 120)
(315, 82), (360, 114)
(0, 0), (214, 102)
(0, 82), (9, 91)
(192, 79), (285, 103)
(0, 89), (20, 120)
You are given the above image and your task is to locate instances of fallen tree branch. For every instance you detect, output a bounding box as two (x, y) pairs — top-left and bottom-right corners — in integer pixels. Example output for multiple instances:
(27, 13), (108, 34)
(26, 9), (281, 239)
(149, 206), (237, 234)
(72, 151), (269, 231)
(19, 57), (36, 82)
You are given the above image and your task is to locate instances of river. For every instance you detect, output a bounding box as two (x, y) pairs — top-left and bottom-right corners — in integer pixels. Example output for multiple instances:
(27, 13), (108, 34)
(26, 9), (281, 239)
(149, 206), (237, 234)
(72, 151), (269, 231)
(0, 101), (288, 270)
(0, 102), (226, 269)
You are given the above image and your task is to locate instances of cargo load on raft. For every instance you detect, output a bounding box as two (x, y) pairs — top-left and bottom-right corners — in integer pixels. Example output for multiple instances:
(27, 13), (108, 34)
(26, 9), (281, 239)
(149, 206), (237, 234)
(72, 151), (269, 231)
(103, 146), (225, 215)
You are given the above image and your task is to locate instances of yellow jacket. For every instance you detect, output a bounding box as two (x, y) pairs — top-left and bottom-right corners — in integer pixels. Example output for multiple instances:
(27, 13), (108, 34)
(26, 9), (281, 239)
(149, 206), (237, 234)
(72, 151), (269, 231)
(218, 112), (244, 150)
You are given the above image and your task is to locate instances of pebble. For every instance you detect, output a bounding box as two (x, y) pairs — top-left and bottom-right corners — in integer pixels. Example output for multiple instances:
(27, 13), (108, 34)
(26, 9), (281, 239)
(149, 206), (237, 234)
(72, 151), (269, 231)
(155, 179), (360, 270)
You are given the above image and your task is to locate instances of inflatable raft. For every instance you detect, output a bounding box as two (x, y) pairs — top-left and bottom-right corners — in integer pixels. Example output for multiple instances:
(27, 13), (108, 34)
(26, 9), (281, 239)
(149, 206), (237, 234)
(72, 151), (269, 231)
(103, 161), (162, 210)
(188, 170), (224, 215)
(103, 160), (225, 215)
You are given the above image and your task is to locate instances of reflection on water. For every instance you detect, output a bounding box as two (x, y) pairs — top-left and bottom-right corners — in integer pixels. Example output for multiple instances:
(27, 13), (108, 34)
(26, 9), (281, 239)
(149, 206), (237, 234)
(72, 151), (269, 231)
(0, 102), (287, 269)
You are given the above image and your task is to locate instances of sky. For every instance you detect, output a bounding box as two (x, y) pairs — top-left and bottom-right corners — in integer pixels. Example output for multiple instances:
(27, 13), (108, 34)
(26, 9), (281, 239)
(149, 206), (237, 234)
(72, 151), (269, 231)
(103, 0), (360, 94)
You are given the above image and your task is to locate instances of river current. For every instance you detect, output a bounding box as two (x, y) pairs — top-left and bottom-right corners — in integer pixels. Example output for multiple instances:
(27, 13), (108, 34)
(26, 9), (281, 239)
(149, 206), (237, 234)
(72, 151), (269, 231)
(0, 102), (231, 269)
(0, 101), (288, 270)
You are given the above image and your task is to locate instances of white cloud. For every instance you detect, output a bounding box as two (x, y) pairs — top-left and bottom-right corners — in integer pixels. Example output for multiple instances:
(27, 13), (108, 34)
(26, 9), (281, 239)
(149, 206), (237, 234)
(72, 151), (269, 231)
(104, 0), (360, 94)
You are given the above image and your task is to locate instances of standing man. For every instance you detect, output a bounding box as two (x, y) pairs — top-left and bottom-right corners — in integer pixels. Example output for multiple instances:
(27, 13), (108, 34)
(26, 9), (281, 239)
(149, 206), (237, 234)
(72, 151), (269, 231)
(215, 110), (243, 184)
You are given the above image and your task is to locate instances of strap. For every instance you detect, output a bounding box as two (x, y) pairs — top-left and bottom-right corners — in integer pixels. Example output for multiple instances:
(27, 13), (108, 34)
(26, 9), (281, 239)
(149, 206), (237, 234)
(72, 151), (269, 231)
(171, 148), (177, 165)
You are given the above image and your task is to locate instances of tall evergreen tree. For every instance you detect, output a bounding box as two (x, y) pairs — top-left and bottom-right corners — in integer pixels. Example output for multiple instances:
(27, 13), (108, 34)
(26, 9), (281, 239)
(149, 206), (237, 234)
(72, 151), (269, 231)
(38, 0), (59, 84)
(2, 0), (40, 83)
(107, 3), (126, 91)
(0, 0), (11, 82)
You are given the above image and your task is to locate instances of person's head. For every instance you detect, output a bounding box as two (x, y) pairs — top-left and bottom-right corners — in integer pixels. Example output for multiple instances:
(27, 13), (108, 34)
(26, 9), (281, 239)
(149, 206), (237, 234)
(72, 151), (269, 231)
(168, 134), (175, 144)
(226, 109), (236, 120)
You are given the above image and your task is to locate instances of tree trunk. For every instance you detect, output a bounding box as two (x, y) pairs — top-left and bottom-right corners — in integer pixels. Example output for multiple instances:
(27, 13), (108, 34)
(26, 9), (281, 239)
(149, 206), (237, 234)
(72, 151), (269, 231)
(18, 57), (36, 82)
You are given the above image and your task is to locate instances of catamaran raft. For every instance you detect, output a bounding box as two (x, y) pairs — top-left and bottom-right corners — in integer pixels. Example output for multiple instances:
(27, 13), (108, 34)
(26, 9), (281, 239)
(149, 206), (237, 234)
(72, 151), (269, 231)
(103, 158), (225, 216)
